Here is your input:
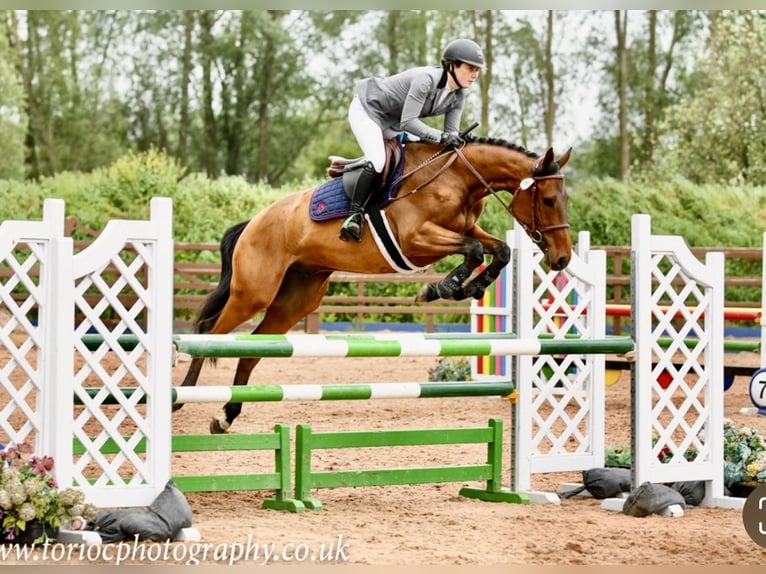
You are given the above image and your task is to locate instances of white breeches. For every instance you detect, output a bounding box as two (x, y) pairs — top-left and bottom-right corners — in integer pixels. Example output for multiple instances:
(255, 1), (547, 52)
(348, 96), (390, 173)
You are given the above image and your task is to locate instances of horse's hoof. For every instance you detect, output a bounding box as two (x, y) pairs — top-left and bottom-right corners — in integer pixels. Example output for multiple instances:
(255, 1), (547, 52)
(209, 418), (230, 434)
(415, 283), (438, 302)
(464, 283), (485, 301)
(172, 403), (184, 413)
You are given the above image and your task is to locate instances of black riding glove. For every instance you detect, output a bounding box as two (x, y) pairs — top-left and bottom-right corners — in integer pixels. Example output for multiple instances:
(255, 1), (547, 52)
(440, 132), (464, 148)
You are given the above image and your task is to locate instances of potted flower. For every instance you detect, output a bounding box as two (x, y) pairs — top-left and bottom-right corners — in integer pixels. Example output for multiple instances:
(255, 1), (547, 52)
(0, 442), (98, 544)
(723, 419), (766, 496)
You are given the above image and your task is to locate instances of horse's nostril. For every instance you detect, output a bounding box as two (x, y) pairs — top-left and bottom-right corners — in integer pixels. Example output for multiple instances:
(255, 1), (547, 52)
(549, 255), (570, 271)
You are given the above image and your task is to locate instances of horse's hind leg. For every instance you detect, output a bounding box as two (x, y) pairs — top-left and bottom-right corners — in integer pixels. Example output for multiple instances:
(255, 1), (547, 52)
(172, 357), (207, 412)
(173, 316), (256, 413)
(211, 270), (332, 434)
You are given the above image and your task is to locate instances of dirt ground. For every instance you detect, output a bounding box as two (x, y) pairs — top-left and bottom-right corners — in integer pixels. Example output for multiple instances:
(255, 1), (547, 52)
(8, 336), (766, 567)
(166, 340), (766, 566)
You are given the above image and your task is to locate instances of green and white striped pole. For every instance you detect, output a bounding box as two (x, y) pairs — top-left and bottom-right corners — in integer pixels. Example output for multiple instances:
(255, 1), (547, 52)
(75, 381), (516, 405)
(173, 333), (635, 358)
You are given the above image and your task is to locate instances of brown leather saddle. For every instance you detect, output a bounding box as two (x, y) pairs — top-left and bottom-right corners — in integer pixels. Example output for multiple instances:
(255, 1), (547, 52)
(326, 139), (404, 200)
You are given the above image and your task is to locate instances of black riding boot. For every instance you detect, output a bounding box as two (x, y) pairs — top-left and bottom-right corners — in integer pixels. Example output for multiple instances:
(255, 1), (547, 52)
(340, 162), (379, 242)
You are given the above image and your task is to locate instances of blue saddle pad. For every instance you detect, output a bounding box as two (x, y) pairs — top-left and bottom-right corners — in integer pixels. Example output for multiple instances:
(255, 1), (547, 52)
(309, 139), (406, 222)
(309, 178), (350, 222)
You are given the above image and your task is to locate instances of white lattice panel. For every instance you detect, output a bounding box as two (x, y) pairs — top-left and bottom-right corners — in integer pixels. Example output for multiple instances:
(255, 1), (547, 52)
(513, 225), (606, 493)
(69, 198), (174, 507)
(0, 200), (69, 460)
(631, 214), (733, 507)
(0, 243), (45, 448)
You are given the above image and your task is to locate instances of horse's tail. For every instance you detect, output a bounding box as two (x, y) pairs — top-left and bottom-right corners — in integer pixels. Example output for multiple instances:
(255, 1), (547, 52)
(194, 220), (250, 334)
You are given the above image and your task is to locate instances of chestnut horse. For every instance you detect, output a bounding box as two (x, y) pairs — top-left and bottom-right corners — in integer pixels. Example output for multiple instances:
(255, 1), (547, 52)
(177, 136), (573, 433)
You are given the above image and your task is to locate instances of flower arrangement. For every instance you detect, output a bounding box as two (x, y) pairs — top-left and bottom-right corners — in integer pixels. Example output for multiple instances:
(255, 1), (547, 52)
(0, 442), (97, 543)
(606, 419), (766, 494)
(723, 419), (766, 487)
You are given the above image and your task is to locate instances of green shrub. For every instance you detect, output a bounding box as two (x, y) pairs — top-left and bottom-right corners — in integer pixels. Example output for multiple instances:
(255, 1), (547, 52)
(427, 358), (472, 382)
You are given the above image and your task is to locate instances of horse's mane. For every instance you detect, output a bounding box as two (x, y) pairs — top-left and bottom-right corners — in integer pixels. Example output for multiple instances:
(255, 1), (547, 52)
(407, 134), (561, 176)
(463, 134), (539, 160)
(463, 134), (562, 176)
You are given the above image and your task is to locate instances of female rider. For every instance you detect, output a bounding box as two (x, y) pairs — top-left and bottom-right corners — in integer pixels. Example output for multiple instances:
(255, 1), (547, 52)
(340, 38), (485, 242)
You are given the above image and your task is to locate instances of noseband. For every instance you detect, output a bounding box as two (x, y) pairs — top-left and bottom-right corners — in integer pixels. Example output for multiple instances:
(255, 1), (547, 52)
(454, 147), (570, 248)
(511, 175), (569, 246)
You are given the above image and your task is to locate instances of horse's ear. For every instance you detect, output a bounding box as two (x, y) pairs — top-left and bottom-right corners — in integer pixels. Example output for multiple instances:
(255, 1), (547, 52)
(543, 147), (555, 167)
(556, 147), (572, 169)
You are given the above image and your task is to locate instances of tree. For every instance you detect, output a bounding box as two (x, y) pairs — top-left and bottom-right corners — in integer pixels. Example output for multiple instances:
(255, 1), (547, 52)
(653, 11), (766, 185)
(615, 10), (629, 180)
(0, 12), (27, 179)
(490, 12), (560, 149)
(631, 11), (699, 170)
(8, 11), (129, 178)
(472, 11), (493, 136)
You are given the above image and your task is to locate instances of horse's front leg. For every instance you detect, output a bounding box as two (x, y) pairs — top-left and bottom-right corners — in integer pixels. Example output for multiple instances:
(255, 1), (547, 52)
(415, 237), (485, 302)
(460, 231), (511, 300)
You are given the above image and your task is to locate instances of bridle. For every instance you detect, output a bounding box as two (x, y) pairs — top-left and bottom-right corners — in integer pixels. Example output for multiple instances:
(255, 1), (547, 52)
(453, 146), (570, 247)
(388, 143), (569, 248)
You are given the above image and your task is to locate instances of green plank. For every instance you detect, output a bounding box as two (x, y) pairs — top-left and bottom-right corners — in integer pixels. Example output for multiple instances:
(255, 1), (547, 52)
(459, 487), (530, 504)
(171, 433), (281, 452)
(306, 427), (493, 449)
(74, 432), (282, 454)
(418, 381), (514, 398)
(173, 473), (281, 492)
(307, 464), (493, 489)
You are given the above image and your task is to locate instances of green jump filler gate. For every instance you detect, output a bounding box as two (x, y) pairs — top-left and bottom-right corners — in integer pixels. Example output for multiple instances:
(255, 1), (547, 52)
(293, 418), (527, 511)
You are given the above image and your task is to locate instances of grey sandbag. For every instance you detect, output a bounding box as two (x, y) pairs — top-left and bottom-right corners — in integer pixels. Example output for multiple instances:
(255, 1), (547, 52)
(147, 479), (194, 534)
(560, 467), (632, 499)
(88, 480), (193, 543)
(622, 481), (686, 517)
(671, 480), (705, 507)
(92, 509), (174, 544)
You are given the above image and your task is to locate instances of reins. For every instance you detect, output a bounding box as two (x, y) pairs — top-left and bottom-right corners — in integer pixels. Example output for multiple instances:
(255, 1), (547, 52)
(387, 147), (459, 200)
(387, 142), (569, 248)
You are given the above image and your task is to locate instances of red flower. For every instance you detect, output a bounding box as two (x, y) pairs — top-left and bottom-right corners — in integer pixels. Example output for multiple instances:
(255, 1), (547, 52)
(29, 455), (55, 476)
(657, 445), (672, 462)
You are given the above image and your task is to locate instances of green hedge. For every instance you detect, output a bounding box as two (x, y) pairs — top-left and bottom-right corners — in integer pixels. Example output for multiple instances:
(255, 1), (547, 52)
(4, 149), (765, 248)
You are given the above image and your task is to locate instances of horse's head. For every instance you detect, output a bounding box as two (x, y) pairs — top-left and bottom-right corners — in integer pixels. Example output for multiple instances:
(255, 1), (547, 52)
(511, 147), (573, 271)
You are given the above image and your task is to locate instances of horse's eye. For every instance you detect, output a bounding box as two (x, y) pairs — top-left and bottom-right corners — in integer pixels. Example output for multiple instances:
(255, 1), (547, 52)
(543, 197), (555, 207)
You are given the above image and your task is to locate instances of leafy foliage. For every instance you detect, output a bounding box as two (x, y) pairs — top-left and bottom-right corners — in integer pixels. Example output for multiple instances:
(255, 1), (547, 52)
(0, 27), (26, 180)
(652, 13), (766, 186)
(723, 420), (766, 487)
(604, 443), (631, 468)
(427, 358), (472, 382)
(605, 420), (766, 488)
(568, 175), (766, 248)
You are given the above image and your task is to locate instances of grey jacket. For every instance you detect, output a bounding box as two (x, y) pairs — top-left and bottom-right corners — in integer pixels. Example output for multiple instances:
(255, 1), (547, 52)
(355, 66), (467, 143)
